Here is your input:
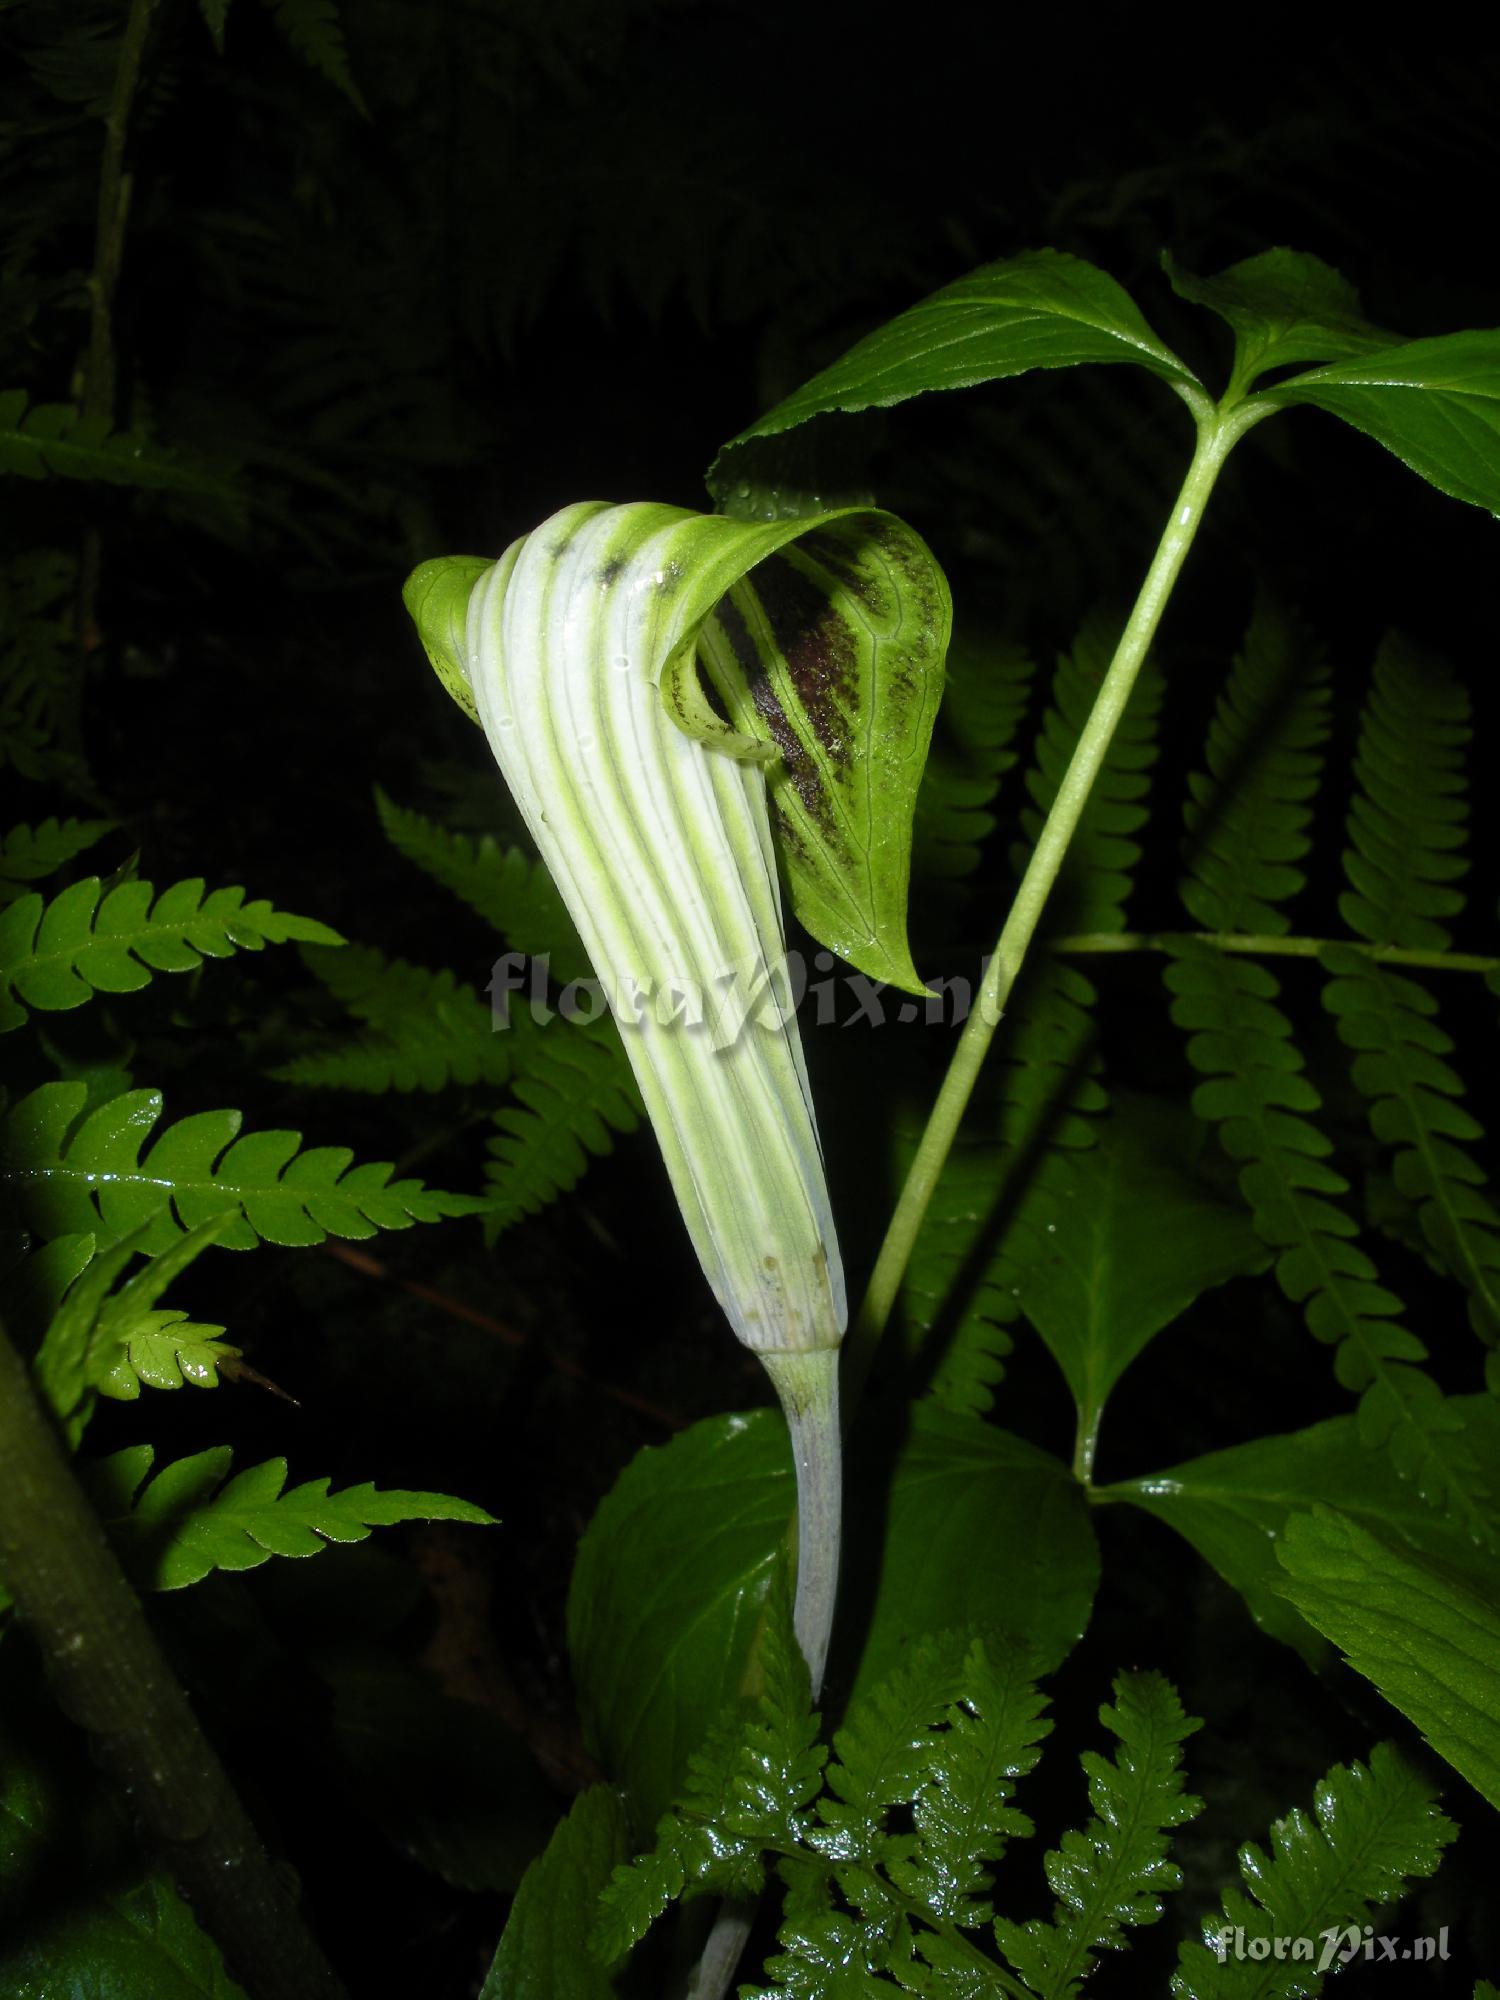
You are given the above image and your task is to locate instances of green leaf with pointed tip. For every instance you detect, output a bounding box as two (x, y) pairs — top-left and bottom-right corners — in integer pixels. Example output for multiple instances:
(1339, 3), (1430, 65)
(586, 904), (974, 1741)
(1112, 1395), (1500, 1662)
(1275, 1504), (1500, 1806)
(402, 555), (491, 722)
(1261, 329), (1500, 514)
(482, 1787), (628, 2000)
(710, 248), (1201, 493)
(1164, 247), (1389, 390)
(1018, 1108), (1268, 1479)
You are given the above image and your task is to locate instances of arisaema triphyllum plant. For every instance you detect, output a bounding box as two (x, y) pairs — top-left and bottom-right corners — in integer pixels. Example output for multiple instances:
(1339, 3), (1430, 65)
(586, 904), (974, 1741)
(404, 501), (951, 1707)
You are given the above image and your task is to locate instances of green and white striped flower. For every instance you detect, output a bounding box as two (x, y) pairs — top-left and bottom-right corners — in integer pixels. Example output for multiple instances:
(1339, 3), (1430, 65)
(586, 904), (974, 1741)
(406, 497), (948, 1692)
(468, 500), (846, 1359)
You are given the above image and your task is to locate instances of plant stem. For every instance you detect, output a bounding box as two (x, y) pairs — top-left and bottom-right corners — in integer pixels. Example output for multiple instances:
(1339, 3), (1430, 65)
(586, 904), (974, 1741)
(844, 402), (1267, 1405)
(1049, 929), (1500, 975)
(760, 1348), (842, 1698)
(0, 1316), (346, 2000)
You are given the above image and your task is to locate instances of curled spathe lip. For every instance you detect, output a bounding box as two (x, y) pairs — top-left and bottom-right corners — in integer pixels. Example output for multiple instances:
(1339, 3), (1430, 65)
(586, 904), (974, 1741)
(465, 500), (848, 1356)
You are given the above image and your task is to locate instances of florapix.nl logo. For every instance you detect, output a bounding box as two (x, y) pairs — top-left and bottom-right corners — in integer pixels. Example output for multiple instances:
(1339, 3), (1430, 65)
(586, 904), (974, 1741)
(486, 948), (1002, 1046)
(1210, 1924), (1451, 1972)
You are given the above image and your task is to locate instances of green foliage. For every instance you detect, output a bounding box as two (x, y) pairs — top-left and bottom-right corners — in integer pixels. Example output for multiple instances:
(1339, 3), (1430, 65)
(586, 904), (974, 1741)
(711, 250), (1202, 499)
(595, 1570), (824, 1961)
(992, 1674), (1203, 1997)
(375, 786), (588, 979)
(1112, 1394), (1500, 1663)
(0, 874), (341, 1030)
(1261, 329), (1500, 516)
(1321, 638), (1499, 1343)
(0, 387), (238, 494)
(1177, 594), (1330, 937)
(1164, 617), (1492, 1533)
(483, 1787), (630, 2000)
(1022, 611), (1164, 936)
(1017, 1106), (1266, 1479)
(0, 816), (116, 904)
(568, 1406), (1099, 1835)
(1163, 248), (1389, 390)
(0, 1079), (485, 1251)
(1172, 1743), (1457, 1998)
(898, 955), (1105, 1416)
(483, 1009), (642, 1234)
(87, 1441), (494, 1590)
(1275, 1507), (1500, 1808)
(276, 943), (511, 1093)
(259, 0), (367, 112)
(908, 627), (1034, 927)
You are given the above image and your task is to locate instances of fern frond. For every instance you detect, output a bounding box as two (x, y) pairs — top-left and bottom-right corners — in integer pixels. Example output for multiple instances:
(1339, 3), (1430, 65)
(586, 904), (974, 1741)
(259, 0), (366, 113)
(1172, 1743), (1457, 1999)
(1179, 595), (1331, 936)
(994, 1673), (1203, 1998)
(484, 1012), (642, 1233)
(275, 944), (510, 1093)
(595, 1572), (823, 1964)
(0, 389), (235, 495)
(0, 817), (117, 905)
(1325, 950), (1500, 1345)
(1022, 611), (1164, 937)
(892, 1638), (1050, 1929)
(901, 957), (1106, 1415)
(0, 876), (342, 1031)
(909, 631), (1034, 920)
(1339, 635), (1469, 951)
(1320, 639), (1498, 1343)
(1165, 942), (1491, 1539)
(0, 1080), (486, 1252)
(375, 787), (586, 978)
(89, 1444), (493, 1591)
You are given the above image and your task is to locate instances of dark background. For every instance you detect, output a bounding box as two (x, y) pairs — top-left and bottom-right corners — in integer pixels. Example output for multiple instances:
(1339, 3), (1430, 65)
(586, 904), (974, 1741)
(3, 3), (1499, 1993)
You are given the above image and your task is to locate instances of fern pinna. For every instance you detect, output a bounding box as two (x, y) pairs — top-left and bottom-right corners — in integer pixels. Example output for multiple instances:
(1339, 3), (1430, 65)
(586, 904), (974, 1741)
(1161, 601), (1494, 1537)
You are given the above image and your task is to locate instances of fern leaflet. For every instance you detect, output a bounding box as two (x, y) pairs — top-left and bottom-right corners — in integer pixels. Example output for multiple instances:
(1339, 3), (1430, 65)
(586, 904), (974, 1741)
(1172, 1742), (1457, 1999)
(93, 1309), (240, 1400)
(276, 944), (511, 1093)
(260, 0), (367, 113)
(1179, 594), (1330, 937)
(1169, 621), (1487, 1535)
(813, 1633), (970, 1865)
(1022, 610), (1164, 937)
(892, 1638), (1051, 1928)
(909, 631), (1034, 925)
(484, 1010), (642, 1233)
(87, 1443), (493, 1590)
(993, 1672), (1203, 1998)
(1321, 638), (1498, 1345)
(0, 1080), (486, 1252)
(0, 389), (238, 497)
(595, 1572), (824, 1964)
(0, 817), (117, 904)
(0, 876), (342, 1030)
(375, 787), (587, 979)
